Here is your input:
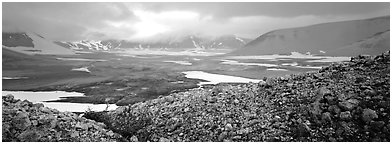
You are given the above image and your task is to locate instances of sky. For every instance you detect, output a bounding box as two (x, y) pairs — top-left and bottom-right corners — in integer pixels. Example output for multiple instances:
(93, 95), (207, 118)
(2, 2), (390, 42)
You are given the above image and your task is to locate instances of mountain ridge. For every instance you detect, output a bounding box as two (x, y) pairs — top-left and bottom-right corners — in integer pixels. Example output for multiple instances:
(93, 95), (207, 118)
(2, 32), (75, 55)
(231, 16), (390, 56)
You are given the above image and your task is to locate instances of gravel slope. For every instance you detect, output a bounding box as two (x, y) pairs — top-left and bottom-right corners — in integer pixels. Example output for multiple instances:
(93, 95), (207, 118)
(96, 51), (390, 142)
(2, 95), (126, 142)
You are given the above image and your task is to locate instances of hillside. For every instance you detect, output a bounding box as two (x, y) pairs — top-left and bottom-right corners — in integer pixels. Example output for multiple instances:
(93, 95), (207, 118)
(2, 32), (75, 55)
(3, 51), (389, 142)
(231, 16), (389, 56)
(100, 51), (389, 142)
(2, 95), (126, 142)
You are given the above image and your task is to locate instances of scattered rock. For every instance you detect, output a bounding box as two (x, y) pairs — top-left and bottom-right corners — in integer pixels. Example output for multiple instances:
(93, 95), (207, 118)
(318, 87), (332, 96)
(321, 112), (332, 123)
(159, 137), (170, 142)
(325, 96), (336, 105)
(18, 130), (41, 142)
(70, 131), (79, 138)
(232, 135), (242, 140)
(225, 123), (233, 131)
(362, 109), (378, 123)
(338, 99), (359, 111)
(130, 135), (138, 142)
(218, 132), (228, 141)
(237, 128), (250, 135)
(328, 105), (341, 114)
(296, 123), (310, 137)
(340, 111), (352, 121)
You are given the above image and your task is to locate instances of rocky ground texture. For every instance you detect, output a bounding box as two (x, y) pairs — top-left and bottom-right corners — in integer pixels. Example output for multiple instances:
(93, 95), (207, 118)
(2, 95), (126, 142)
(86, 51), (390, 142)
(3, 51), (390, 142)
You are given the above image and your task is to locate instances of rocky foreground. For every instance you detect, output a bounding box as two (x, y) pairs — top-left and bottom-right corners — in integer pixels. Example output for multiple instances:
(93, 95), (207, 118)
(3, 52), (390, 142)
(2, 95), (126, 142)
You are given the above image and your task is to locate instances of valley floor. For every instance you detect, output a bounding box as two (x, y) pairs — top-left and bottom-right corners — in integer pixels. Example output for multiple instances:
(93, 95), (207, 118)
(3, 49), (349, 108)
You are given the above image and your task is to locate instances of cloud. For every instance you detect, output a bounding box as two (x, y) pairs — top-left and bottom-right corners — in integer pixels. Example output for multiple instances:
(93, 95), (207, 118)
(124, 9), (390, 42)
(138, 2), (389, 19)
(2, 2), (137, 41)
(2, 2), (389, 42)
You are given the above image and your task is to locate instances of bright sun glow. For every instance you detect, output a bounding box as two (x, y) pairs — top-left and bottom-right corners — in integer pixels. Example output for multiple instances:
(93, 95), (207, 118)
(131, 10), (200, 39)
(133, 21), (168, 38)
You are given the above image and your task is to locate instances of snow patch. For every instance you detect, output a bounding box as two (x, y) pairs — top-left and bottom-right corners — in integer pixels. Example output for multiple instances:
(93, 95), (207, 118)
(235, 37), (245, 44)
(171, 81), (185, 84)
(281, 62), (298, 66)
(164, 61), (192, 65)
(221, 59), (278, 67)
(183, 71), (262, 85)
(307, 57), (351, 63)
(2, 91), (118, 112)
(71, 67), (91, 73)
(294, 65), (324, 69)
(56, 58), (107, 62)
(2, 76), (29, 80)
(115, 49), (226, 56)
(266, 68), (288, 71)
(226, 52), (350, 63)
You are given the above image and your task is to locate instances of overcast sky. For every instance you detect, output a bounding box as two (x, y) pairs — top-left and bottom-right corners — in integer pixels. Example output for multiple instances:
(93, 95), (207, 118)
(2, 2), (389, 42)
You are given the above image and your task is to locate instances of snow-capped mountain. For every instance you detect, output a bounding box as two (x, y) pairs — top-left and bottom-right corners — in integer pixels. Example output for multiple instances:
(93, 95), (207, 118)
(54, 40), (114, 51)
(231, 16), (390, 56)
(54, 35), (251, 51)
(2, 32), (75, 55)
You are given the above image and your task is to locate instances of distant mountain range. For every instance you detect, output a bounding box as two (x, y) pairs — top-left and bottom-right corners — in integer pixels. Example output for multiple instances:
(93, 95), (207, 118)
(2, 32), (250, 51)
(230, 16), (390, 56)
(2, 32), (250, 54)
(54, 35), (251, 51)
(2, 16), (389, 56)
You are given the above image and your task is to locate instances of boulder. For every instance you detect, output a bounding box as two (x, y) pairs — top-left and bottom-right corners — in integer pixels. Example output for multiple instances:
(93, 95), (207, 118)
(362, 109), (378, 123)
(321, 112), (332, 124)
(338, 99), (359, 111)
(159, 137), (170, 142)
(339, 111), (352, 121)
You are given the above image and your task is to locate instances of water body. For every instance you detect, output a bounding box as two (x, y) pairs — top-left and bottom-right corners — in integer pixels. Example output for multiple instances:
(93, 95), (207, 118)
(2, 91), (118, 112)
(182, 71), (262, 85)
